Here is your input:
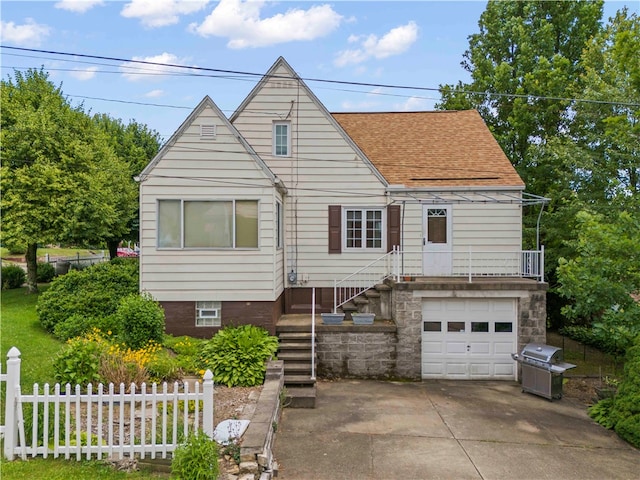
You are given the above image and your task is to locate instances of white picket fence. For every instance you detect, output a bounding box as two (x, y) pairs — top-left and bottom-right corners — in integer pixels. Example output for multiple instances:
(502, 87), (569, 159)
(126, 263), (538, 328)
(2, 347), (214, 461)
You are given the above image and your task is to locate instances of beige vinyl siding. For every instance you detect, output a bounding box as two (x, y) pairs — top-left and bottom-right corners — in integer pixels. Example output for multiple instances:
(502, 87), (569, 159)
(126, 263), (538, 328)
(399, 195), (522, 252)
(140, 104), (283, 302)
(233, 64), (389, 286)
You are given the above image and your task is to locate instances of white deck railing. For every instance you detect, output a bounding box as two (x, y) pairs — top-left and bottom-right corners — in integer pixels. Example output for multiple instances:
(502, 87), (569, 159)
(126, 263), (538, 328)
(2, 347), (214, 461)
(333, 246), (544, 312)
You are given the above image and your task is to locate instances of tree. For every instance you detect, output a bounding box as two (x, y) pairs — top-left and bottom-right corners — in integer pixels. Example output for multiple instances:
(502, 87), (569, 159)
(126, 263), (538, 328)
(571, 8), (640, 214)
(437, 1), (604, 263)
(93, 114), (161, 258)
(557, 211), (640, 351)
(1, 69), (135, 292)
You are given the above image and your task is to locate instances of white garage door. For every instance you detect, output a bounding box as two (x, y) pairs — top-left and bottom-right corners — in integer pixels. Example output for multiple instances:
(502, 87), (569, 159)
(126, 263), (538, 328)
(421, 298), (517, 380)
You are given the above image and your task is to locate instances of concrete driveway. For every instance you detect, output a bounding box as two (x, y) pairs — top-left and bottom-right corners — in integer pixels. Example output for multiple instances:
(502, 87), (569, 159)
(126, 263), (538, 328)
(273, 380), (639, 480)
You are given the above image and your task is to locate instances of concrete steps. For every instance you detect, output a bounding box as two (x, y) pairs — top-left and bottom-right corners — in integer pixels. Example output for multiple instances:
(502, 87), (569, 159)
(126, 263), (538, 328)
(276, 326), (316, 408)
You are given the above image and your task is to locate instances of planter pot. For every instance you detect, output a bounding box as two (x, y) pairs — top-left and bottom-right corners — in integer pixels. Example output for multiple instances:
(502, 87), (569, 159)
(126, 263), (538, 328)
(352, 313), (375, 325)
(321, 313), (345, 325)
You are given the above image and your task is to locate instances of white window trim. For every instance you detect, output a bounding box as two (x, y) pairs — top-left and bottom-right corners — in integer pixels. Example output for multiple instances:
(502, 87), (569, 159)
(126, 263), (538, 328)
(342, 207), (386, 252)
(157, 199), (260, 250)
(272, 121), (291, 157)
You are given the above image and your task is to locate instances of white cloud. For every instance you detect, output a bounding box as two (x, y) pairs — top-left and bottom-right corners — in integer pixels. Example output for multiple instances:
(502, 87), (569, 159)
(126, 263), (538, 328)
(70, 66), (98, 80)
(189, 0), (343, 49)
(120, 52), (192, 81)
(335, 21), (418, 67)
(55, 1), (104, 13)
(121, 0), (210, 28)
(145, 89), (165, 98)
(0, 18), (50, 47)
(394, 96), (429, 111)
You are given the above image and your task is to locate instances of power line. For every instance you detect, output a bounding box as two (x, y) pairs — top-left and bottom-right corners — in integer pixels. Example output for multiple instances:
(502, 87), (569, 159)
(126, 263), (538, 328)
(3, 45), (639, 108)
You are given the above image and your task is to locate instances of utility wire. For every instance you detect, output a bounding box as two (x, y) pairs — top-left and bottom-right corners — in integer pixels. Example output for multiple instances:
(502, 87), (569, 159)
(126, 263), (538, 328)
(2, 45), (639, 108)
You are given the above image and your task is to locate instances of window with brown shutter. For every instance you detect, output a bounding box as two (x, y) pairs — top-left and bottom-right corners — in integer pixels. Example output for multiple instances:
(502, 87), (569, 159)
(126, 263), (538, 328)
(387, 205), (400, 252)
(328, 205), (341, 253)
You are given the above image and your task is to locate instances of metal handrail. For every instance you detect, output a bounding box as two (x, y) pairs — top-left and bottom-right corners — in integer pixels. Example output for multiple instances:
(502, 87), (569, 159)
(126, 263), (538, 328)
(333, 250), (395, 313)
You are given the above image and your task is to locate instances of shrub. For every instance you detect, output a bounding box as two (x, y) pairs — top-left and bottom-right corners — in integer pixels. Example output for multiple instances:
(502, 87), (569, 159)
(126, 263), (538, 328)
(1, 264), (25, 289)
(589, 340), (640, 447)
(147, 350), (184, 383)
(200, 325), (278, 387)
(559, 325), (627, 357)
(53, 331), (109, 386)
(53, 313), (123, 341)
(116, 293), (165, 350)
(99, 352), (150, 389)
(164, 335), (206, 376)
(36, 261), (56, 283)
(171, 430), (219, 480)
(37, 260), (139, 333)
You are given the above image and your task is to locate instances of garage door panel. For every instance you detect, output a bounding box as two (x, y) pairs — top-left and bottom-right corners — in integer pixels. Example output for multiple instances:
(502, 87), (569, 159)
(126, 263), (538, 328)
(422, 298), (517, 380)
(494, 363), (515, 376)
(445, 363), (467, 376)
(470, 363), (491, 377)
(494, 341), (515, 354)
(469, 342), (491, 355)
(422, 362), (444, 376)
(423, 341), (444, 354)
(445, 342), (467, 354)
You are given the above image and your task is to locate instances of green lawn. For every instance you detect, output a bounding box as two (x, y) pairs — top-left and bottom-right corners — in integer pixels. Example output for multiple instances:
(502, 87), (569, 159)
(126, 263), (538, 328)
(1, 286), (61, 389)
(0, 287), (167, 478)
(1, 458), (166, 479)
(1, 247), (101, 261)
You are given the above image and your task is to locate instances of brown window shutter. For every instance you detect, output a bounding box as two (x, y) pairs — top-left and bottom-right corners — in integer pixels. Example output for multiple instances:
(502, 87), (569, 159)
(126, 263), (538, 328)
(328, 205), (341, 254)
(387, 204), (401, 252)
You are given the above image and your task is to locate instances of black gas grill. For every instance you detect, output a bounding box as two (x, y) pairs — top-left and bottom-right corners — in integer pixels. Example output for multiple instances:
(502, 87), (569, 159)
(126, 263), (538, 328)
(511, 343), (576, 400)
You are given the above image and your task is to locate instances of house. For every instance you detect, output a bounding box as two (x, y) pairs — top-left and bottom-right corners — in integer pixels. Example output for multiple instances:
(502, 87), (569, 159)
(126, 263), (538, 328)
(138, 57), (548, 381)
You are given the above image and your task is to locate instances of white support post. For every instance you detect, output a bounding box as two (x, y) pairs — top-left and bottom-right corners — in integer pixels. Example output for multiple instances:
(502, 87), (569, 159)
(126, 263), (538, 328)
(4, 347), (21, 461)
(333, 280), (337, 314)
(468, 246), (472, 283)
(311, 288), (316, 381)
(202, 370), (214, 439)
(540, 245), (545, 283)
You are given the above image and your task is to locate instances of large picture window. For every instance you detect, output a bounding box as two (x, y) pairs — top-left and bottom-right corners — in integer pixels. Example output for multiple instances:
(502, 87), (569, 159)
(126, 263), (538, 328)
(345, 208), (383, 250)
(158, 199), (258, 249)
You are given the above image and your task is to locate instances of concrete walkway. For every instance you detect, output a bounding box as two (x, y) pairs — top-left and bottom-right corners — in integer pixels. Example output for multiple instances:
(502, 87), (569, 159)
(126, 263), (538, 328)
(273, 380), (639, 480)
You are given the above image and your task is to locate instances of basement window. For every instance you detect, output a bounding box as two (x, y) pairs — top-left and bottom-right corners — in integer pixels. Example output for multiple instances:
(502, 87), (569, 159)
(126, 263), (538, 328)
(196, 301), (221, 327)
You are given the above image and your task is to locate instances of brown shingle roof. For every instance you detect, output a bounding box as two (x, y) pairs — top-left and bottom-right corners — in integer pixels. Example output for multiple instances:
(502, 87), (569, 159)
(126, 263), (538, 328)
(331, 110), (524, 188)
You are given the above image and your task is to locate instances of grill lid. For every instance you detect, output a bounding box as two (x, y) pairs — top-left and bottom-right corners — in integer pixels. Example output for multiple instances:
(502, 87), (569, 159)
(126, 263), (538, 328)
(521, 343), (563, 363)
(512, 343), (576, 372)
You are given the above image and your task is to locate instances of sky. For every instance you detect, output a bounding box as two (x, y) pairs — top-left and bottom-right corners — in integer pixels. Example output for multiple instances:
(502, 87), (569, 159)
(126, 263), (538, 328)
(1, 0), (637, 141)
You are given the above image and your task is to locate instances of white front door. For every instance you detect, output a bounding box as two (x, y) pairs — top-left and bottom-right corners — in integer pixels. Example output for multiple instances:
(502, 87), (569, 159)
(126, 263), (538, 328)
(422, 205), (452, 275)
(421, 298), (517, 380)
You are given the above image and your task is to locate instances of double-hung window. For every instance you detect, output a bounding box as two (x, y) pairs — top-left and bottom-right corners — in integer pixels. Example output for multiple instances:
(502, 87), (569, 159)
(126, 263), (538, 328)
(345, 208), (383, 250)
(158, 199), (258, 249)
(273, 122), (290, 156)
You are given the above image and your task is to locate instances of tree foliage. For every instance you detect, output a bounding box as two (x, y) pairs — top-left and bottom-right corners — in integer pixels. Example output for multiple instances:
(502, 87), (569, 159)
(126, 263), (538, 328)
(571, 8), (640, 212)
(557, 211), (640, 351)
(438, 0), (603, 177)
(93, 114), (161, 258)
(438, 2), (640, 331)
(0, 69), (136, 292)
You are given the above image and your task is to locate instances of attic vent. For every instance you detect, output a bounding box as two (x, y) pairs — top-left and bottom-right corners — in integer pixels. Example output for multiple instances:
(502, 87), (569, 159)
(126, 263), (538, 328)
(200, 124), (216, 139)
